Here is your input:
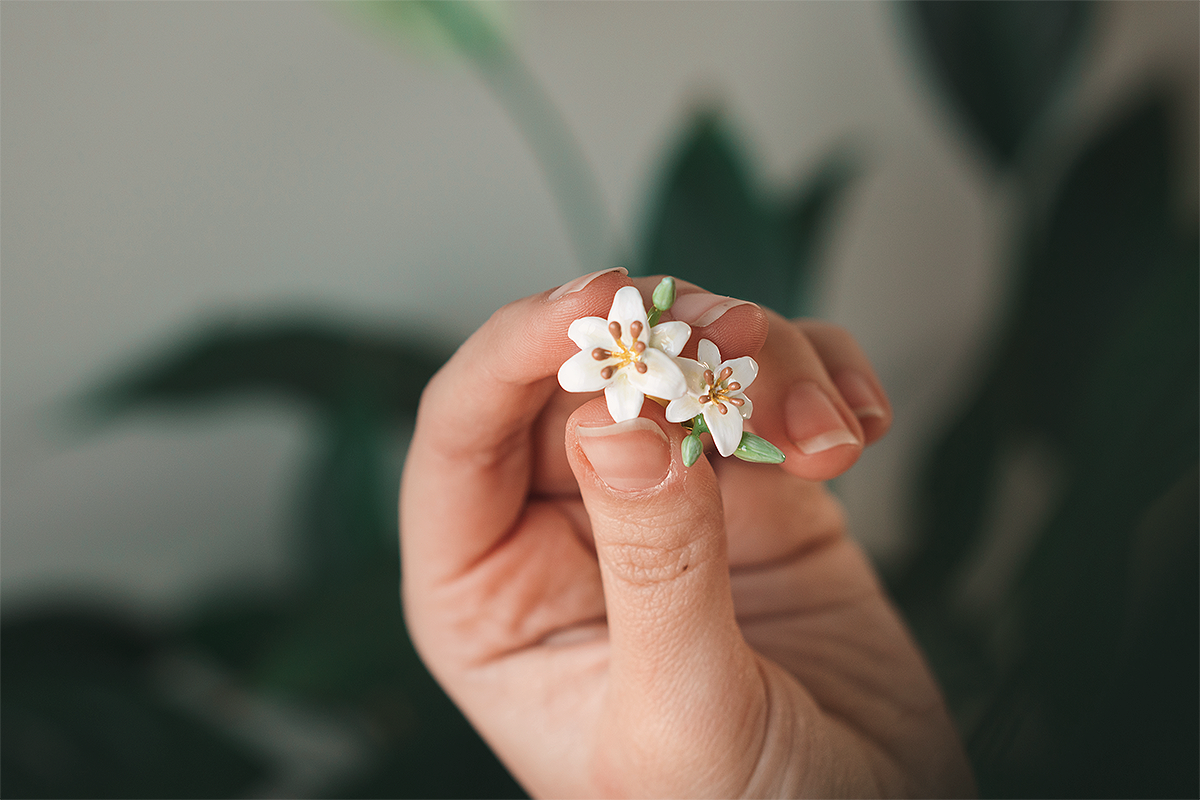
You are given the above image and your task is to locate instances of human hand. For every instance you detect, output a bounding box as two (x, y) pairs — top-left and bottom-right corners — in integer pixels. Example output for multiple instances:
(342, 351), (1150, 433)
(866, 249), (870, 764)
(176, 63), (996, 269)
(400, 269), (974, 798)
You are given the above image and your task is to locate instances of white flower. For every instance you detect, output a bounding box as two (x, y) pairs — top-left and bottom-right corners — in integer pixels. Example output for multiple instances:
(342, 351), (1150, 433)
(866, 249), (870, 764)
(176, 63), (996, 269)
(557, 285), (692, 422)
(665, 339), (758, 457)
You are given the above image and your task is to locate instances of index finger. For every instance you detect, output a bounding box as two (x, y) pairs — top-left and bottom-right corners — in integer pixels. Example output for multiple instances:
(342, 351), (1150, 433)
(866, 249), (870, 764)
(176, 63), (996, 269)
(400, 268), (631, 585)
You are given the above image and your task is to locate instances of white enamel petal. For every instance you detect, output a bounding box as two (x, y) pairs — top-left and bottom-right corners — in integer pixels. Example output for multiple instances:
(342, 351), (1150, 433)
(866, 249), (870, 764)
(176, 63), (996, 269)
(627, 347), (687, 400)
(604, 374), (645, 422)
(558, 349), (614, 392)
(705, 404), (745, 457)
(608, 286), (650, 343)
(649, 321), (691, 357)
(567, 316), (613, 350)
(674, 357), (710, 394)
(665, 395), (704, 423)
(724, 356), (759, 391)
(697, 339), (721, 370)
(737, 395), (754, 419)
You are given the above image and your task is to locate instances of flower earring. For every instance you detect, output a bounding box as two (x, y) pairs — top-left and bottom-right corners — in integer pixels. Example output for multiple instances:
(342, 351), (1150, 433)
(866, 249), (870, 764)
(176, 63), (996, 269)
(558, 276), (784, 467)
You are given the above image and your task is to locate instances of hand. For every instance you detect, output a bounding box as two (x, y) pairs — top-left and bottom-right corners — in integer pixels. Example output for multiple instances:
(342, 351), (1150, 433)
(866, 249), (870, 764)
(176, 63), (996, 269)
(400, 270), (974, 798)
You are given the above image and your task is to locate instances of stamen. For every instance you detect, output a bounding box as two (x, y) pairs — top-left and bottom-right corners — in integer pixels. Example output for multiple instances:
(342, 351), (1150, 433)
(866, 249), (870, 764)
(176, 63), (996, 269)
(703, 369), (715, 387)
(727, 397), (745, 407)
(716, 402), (729, 414)
(600, 366), (614, 380)
(727, 382), (741, 391)
(699, 394), (711, 403)
(634, 362), (648, 374)
(592, 348), (611, 360)
(630, 321), (643, 339)
(608, 321), (622, 341)
(718, 367), (733, 383)
(632, 341), (646, 354)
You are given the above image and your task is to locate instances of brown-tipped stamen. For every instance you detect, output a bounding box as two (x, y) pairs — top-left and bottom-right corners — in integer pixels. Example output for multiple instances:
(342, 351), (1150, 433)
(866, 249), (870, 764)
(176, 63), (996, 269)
(703, 369), (715, 387)
(634, 362), (648, 374)
(632, 341), (646, 354)
(728, 397), (745, 407)
(630, 321), (643, 339)
(716, 402), (729, 414)
(699, 394), (711, 404)
(727, 382), (741, 391)
(600, 366), (614, 380)
(592, 348), (611, 360)
(718, 366), (733, 383)
(608, 321), (622, 340)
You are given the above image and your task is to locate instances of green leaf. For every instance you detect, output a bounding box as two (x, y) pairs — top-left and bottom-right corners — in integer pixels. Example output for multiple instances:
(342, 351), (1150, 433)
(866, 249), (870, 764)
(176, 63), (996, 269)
(903, 1), (1091, 164)
(639, 112), (858, 317)
(81, 319), (451, 425)
(337, 1), (513, 62)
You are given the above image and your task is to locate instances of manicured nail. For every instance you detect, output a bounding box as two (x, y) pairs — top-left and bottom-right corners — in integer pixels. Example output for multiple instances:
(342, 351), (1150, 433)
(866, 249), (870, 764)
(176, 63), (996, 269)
(549, 267), (628, 301)
(576, 418), (670, 491)
(834, 369), (886, 421)
(785, 381), (860, 455)
(670, 293), (757, 327)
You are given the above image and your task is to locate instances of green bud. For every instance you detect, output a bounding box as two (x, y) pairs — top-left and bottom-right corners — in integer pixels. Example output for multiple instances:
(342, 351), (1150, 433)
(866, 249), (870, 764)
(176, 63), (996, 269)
(681, 433), (703, 467)
(652, 276), (677, 311)
(733, 432), (786, 464)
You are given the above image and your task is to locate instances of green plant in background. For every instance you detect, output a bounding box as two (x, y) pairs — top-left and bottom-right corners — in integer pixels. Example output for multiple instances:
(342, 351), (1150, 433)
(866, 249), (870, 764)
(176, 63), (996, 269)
(893, 3), (1198, 797)
(2, 2), (1195, 798)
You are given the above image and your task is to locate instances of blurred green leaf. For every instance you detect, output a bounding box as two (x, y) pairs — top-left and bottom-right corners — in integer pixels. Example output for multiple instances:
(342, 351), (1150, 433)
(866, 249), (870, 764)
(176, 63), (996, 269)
(900, 95), (1185, 603)
(639, 113), (856, 317)
(339, 1), (512, 62)
(84, 320), (451, 424)
(2, 610), (265, 799)
(904, 0), (1092, 164)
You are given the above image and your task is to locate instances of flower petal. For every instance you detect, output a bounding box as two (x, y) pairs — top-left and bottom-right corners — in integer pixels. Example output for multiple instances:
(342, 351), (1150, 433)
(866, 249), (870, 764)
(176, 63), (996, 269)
(627, 347), (687, 400)
(724, 356), (759, 390)
(704, 404), (745, 457)
(737, 395), (754, 419)
(604, 374), (645, 422)
(649, 321), (691, 357)
(697, 339), (721, 370)
(608, 285), (650, 344)
(674, 357), (710, 393)
(567, 316), (613, 350)
(666, 395), (704, 423)
(558, 349), (613, 392)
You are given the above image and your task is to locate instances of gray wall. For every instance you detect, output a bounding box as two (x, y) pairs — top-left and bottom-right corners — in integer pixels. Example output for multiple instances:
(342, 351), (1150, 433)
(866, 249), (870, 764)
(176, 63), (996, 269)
(3, 2), (1196, 615)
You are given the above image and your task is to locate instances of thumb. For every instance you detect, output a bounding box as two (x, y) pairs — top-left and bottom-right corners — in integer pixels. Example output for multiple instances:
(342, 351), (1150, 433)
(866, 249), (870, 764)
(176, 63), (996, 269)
(565, 399), (763, 792)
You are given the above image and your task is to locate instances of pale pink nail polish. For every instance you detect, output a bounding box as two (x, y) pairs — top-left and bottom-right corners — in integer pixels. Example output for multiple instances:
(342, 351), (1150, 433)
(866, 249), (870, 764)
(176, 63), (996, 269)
(834, 370), (886, 421)
(670, 294), (757, 327)
(576, 418), (670, 491)
(549, 267), (628, 301)
(785, 381), (860, 455)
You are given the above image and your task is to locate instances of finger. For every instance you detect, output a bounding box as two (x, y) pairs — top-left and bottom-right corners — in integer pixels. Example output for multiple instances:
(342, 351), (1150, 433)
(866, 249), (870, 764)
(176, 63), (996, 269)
(742, 308), (867, 481)
(401, 267), (631, 588)
(564, 399), (762, 791)
(796, 320), (893, 444)
(527, 279), (769, 499)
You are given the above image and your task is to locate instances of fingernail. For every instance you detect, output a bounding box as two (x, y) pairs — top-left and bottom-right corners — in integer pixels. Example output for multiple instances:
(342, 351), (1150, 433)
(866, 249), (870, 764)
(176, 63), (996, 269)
(670, 293), (756, 327)
(549, 267), (628, 301)
(576, 418), (670, 491)
(834, 370), (886, 421)
(785, 381), (860, 455)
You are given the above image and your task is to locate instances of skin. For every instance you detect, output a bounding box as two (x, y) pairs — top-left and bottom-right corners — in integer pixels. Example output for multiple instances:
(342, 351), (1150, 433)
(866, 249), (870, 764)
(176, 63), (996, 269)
(400, 273), (975, 798)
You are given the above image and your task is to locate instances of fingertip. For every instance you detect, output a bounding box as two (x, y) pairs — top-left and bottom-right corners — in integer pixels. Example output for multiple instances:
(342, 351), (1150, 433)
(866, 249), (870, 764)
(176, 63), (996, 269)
(831, 368), (892, 444)
(778, 380), (865, 481)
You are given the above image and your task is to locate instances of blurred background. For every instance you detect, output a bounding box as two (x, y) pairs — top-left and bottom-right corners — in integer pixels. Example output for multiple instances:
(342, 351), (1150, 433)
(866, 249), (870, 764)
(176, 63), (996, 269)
(2, 2), (1196, 797)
